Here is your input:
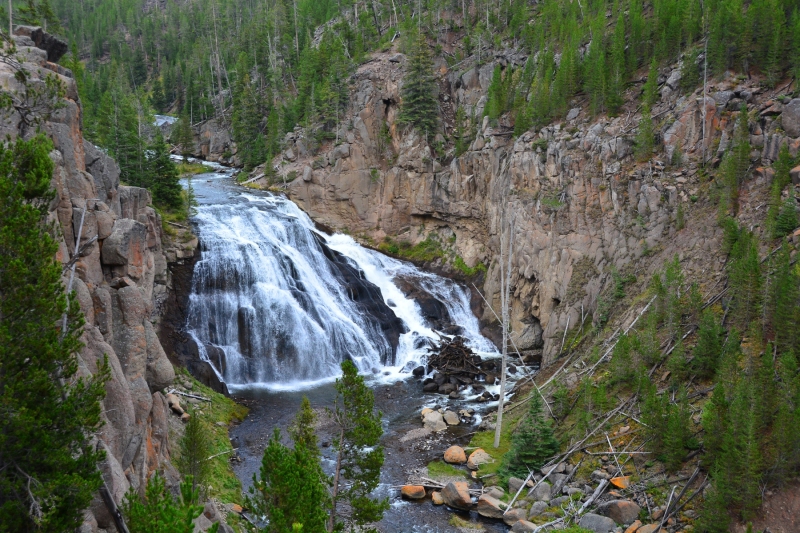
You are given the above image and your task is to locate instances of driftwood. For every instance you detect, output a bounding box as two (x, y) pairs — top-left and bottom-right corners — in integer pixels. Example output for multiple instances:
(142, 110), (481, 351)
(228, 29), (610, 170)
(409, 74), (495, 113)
(167, 389), (212, 402)
(426, 336), (482, 375)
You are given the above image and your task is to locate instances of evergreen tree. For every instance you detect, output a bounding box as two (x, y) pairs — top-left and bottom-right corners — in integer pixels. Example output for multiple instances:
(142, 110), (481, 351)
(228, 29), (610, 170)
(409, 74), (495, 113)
(177, 414), (213, 497)
(147, 131), (183, 209)
(692, 308), (724, 378)
(17, 0), (62, 34)
(642, 59), (659, 109)
(328, 360), (388, 533)
(123, 474), (215, 533)
(634, 106), (654, 161)
(485, 65), (505, 120)
(151, 78), (168, 113)
(500, 392), (559, 479)
(172, 114), (195, 158)
(397, 34), (438, 137)
(766, 247), (799, 353)
(249, 397), (329, 533)
(774, 194), (798, 238)
(0, 135), (108, 531)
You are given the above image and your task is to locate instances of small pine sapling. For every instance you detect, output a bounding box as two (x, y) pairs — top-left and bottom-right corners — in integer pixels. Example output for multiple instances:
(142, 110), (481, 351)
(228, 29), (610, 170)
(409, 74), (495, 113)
(499, 393), (559, 480)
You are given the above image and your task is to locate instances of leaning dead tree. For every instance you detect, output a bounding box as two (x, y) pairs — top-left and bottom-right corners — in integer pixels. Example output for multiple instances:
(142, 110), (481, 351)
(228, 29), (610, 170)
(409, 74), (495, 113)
(494, 204), (515, 448)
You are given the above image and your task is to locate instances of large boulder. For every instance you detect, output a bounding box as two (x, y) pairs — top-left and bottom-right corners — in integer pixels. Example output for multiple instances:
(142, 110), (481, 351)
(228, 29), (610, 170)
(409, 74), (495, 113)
(443, 445), (466, 464)
(423, 410), (447, 432)
(400, 485), (426, 499)
(441, 481), (472, 510)
(503, 508), (527, 526)
(528, 501), (548, 518)
(578, 512), (617, 533)
(13, 25), (68, 61)
(476, 494), (506, 519)
(598, 499), (642, 525)
(783, 99), (800, 138)
(530, 481), (552, 502)
(467, 448), (492, 470)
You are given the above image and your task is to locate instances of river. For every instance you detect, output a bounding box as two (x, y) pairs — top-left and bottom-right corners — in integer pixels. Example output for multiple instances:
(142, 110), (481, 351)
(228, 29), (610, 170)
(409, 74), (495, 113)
(179, 160), (512, 532)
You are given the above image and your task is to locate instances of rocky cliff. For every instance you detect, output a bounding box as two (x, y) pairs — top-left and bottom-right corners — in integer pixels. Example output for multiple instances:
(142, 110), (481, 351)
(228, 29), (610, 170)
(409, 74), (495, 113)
(0, 29), (197, 532)
(260, 48), (800, 365)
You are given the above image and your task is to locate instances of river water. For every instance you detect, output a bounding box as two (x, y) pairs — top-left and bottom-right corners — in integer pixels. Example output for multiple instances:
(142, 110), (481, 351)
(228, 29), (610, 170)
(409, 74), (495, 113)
(180, 160), (511, 532)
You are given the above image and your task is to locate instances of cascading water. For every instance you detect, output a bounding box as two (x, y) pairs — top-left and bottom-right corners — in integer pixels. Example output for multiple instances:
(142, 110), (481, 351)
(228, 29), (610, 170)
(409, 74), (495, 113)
(184, 162), (497, 389)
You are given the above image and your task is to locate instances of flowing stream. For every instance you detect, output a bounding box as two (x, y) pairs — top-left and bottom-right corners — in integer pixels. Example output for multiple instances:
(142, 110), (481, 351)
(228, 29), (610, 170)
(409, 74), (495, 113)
(181, 160), (508, 532)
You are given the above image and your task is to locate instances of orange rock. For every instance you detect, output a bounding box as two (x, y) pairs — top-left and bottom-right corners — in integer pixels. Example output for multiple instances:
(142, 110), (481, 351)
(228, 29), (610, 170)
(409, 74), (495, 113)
(610, 476), (630, 489)
(229, 504), (243, 514)
(443, 445), (467, 464)
(441, 481), (472, 510)
(431, 491), (444, 505)
(401, 485), (426, 499)
(637, 525), (666, 533)
(624, 520), (642, 533)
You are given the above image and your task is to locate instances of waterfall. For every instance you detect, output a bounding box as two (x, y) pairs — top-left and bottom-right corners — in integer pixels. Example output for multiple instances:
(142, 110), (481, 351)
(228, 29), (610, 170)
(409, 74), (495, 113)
(186, 178), (497, 389)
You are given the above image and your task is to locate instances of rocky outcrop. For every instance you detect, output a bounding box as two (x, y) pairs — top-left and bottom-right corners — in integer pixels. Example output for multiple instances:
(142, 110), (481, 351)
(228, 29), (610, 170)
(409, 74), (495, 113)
(0, 30), (192, 532)
(271, 48), (800, 364)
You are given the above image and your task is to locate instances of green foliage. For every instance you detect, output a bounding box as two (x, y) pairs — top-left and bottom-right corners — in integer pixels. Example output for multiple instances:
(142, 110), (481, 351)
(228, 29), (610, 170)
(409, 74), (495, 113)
(634, 107), (655, 161)
(0, 135), (108, 532)
(453, 256), (487, 277)
(147, 131), (183, 209)
(329, 361), (388, 532)
(499, 393), (559, 480)
(378, 236), (444, 262)
(123, 474), (216, 533)
(397, 33), (438, 137)
(249, 397), (329, 533)
(17, 0), (62, 34)
(172, 114), (195, 158)
(774, 194), (798, 238)
(719, 106), (752, 215)
(177, 415), (213, 497)
(641, 383), (693, 473)
(692, 309), (724, 378)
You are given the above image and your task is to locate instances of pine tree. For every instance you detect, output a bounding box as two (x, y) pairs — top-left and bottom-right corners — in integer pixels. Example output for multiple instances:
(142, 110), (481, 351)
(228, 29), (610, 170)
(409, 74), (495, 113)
(642, 59), (659, 109)
(248, 397), (329, 533)
(177, 414), (213, 497)
(17, 0), (63, 34)
(123, 474), (214, 533)
(692, 308), (724, 378)
(766, 247), (799, 353)
(0, 135), (108, 531)
(774, 195), (798, 238)
(328, 360), (388, 533)
(500, 392), (559, 479)
(397, 33), (438, 137)
(173, 114), (195, 158)
(147, 131), (182, 209)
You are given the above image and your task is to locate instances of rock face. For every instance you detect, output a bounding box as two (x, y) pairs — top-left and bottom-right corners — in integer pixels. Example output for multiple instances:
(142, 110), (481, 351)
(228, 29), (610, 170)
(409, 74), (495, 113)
(273, 49), (800, 365)
(0, 30), (193, 532)
(441, 481), (472, 510)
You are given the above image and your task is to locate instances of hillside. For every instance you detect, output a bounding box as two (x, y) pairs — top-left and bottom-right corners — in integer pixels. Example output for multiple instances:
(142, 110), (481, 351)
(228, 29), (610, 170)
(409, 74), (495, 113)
(13, 0), (800, 531)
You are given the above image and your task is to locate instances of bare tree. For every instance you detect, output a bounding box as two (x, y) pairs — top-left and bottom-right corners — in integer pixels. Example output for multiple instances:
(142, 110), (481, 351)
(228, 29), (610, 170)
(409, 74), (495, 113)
(494, 203), (515, 448)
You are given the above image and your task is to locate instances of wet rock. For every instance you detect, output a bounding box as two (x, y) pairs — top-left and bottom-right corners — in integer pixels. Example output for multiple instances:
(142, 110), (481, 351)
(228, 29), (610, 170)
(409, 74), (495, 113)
(578, 512), (617, 533)
(441, 481), (472, 510)
(401, 485), (426, 499)
(444, 445), (466, 464)
(448, 391), (461, 400)
(423, 410), (447, 432)
(443, 411), (460, 426)
(438, 383), (456, 395)
(412, 366), (425, 377)
(476, 494), (506, 518)
(466, 448), (492, 470)
(423, 381), (439, 392)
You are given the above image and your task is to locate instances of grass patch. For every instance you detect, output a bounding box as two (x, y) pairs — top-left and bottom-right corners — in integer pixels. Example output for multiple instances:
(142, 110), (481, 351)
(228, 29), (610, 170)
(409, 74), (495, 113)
(453, 256), (487, 277)
(173, 367), (248, 504)
(466, 407), (526, 479)
(377, 236), (444, 262)
(449, 514), (484, 530)
(427, 460), (470, 481)
(176, 160), (210, 176)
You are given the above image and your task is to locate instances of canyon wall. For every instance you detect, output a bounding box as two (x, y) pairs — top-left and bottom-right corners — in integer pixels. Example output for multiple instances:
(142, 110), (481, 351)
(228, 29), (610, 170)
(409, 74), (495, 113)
(0, 29), (196, 532)
(270, 49), (800, 364)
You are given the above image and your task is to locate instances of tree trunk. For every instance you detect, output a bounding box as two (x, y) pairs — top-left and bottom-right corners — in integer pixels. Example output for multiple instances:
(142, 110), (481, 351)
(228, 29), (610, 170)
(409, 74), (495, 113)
(328, 426), (345, 532)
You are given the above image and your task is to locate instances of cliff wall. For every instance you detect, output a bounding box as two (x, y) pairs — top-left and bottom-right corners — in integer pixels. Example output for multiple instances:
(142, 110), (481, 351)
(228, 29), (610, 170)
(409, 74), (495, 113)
(0, 29), (197, 532)
(267, 48), (800, 365)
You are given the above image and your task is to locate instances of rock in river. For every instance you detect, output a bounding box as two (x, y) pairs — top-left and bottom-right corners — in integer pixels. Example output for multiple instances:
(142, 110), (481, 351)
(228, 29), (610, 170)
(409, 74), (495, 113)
(400, 485), (426, 499)
(441, 481), (472, 510)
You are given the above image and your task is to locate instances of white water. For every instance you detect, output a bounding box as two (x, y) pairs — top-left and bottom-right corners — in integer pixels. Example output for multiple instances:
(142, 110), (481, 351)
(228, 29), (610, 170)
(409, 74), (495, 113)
(185, 164), (498, 390)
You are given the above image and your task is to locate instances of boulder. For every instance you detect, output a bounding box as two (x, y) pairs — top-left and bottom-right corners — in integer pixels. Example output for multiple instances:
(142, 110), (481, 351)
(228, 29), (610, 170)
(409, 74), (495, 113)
(503, 508), (527, 526)
(509, 477), (532, 494)
(423, 382), (439, 392)
(443, 445), (467, 464)
(579, 512), (617, 533)
(599, 499), (642, 525)
(302, 166), (313, 182)
(485, 486), (504, 499)
(530, 481), (551, 502)
(636, 525), (667, 533)
(431, 491), (444, 505)
(511, 520), (537, 533)
(423, 410), (447, 432)
(782, 98), (800, 138)
(165, 393), (183, 415)
(400, 485), (426, 499)
(443, 411), (460, 425)
(528, 501), (548, 518)
(624, 520), (642, 533)
(441, 481), (472, 510)
(476, 494), (506, 519)
(412, 366), (425, 377)
(467, 448), (492, 470)
(610, 476), (631, 489)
